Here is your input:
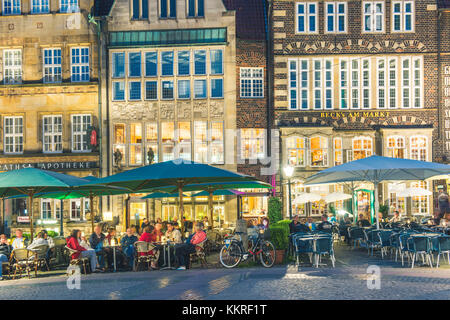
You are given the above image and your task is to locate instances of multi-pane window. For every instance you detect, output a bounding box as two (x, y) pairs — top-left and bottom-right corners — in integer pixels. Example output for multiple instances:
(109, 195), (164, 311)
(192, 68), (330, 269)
(387, 136), (406, 158)
(113, 124), (126, 166)
(129, 52), (141, 77)
(289, 59), (308, 110)
(161, 122), (175, 161)
(240, 68), (264, 98)
(43, 48), (62, 83)
(31, 0), (49, 13)
(401, 57), (422, 108)
(340, 58), (370, 109)
(60, 0), (78, 13)
(210, 121), (224, 164)
(194, 79), (207, 98)
(377, 58), (398, 108)
(194, 121), (207, 163)
(160, 0), (176, 18)
(352, 137), (372, 160)
(211, 79), (223, 98)
(3, 49), (22, 84)
(70, 199), (82, 221)
(4, 116), (23, 154)
(146, 123), (158, 164)
(363, 1), (384, 33)
(334, 137), (343, 166)
(240, 129), (265, 160)
(3, 0), (21, 14)
(177, 122), (191, 160)
(178, 51), (190, 76)
(145, 52), (158, 77)
(129, 123), (143, 165)
(210, 50), (223, 75)
(178, 80), (191, 99)
(41, 199), (59, 220)
(326, 2), (346, 33)
(286, 136), (306, 167)
(388, 183), (406, 214)
(312, 60), (333, 109)
(187, 0), (204, 17)
(194, 50), (206, 75)
(129, 81), (142, 100)
(132, 0), (149, 19)
(162, 80), (174, 99)
(410, 136), (427, 161)
(72, 114), (91, 152)
(113, 81), (125, 101)
(43, 115), (62, 153)
(296, 2), (317, 33)
(71, 47), (89, 82)
(392, 1), (413, 32)
(112, 52), (125, 78)
(310, 136), (328, 167)
(161, 51), (174, 76)
(411, 181), (428, 215)
(145, 81), (158, 100)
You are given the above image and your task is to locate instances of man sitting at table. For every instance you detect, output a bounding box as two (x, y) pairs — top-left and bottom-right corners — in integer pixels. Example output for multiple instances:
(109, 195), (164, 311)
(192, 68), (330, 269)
(89, 226), (107, 271)
(357, 214), (371, 227)
(289, 215), (310, 233)
(0, 234), (12, 280)
(121, 228), (138, 269)
(175, 222), (207, 270)
(11, 229), (28, 250)
(389, 211), (401, 223)
(317, 215), (333, 232)
(166, 222), (182, 244)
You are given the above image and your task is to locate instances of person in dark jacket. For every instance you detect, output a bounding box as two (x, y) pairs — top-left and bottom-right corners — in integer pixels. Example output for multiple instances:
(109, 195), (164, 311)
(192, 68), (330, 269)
(357, 214), (371, 227)
(289, 215), (311, 233)
(141, 218), (150, 233)
(317, 215), (333, 232)
(0, 234), (11, 280)
(89, 226), (106, 270)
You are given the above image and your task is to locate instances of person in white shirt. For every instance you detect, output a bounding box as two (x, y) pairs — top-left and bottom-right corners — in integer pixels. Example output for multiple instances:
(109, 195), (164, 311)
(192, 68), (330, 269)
(165, 222), (182, 244)
(11, 229), (27, 250)
(27, 232), (48, 250)
(79, 235), (91, 250)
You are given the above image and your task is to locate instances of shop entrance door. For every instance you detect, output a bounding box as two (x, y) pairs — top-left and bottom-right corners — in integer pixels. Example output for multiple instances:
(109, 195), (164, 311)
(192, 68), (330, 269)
(355, 189), (374, 224)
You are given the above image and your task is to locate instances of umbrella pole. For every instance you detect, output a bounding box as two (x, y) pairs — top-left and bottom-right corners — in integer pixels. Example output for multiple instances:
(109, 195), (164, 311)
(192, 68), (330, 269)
(208, 190), (213, 230)
(60, 199), (64, 237)
(178, 183), (185, 235)
(374, 182), (380, 230)
(90, 193), (95, 234)
(29, 194), (34, 242)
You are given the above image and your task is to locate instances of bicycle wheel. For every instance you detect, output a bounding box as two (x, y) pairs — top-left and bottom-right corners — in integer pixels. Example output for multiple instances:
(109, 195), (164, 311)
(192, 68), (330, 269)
(259, 240), (276, 268)
(219, 241), (242, 268)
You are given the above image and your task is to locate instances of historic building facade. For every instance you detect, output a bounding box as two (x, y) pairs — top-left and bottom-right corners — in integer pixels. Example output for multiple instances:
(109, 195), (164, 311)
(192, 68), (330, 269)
(0, 0), (100, 235)
(272, 0), (443, 220)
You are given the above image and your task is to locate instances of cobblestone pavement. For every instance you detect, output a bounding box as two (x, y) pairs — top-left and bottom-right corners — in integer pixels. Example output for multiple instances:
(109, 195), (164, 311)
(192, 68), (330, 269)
(1, 243), (450, 300)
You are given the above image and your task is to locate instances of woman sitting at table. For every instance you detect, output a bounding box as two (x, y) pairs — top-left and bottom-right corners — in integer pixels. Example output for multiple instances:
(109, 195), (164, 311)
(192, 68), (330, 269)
(67, 229), (101, 273)
(139, 226), (160, 269)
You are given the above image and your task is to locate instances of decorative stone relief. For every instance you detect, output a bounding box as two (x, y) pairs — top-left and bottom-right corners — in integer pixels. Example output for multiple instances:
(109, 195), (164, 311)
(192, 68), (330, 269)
(160, 102), (175, 120)
(210, 100), (224, 118)
(193, 101), (208, 118)
(111, 102), (158, 121)
(177, 101), (192, 119)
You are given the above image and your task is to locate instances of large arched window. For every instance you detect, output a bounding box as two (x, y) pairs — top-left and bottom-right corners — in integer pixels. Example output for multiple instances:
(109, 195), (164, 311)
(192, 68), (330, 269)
(352, 137), (372, 160)
(286, 136), (306, 167)
(310, 136), (328, 167)
(387, 136), (406, 158)
(410, 135), (427, 161)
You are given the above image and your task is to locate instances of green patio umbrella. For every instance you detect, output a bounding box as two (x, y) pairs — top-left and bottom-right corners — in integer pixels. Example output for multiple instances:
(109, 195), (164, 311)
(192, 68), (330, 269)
(141, 192), (187, 199)
(88, 159), (263, 231)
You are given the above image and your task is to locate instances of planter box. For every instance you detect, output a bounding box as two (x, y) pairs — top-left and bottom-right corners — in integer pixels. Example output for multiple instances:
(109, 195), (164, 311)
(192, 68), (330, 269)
(275, 249), (285, 264)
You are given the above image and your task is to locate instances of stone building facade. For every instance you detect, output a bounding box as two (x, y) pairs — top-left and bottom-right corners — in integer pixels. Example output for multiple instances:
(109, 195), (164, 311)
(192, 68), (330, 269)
(0, 0), (100, 236)
(272, 0), (443, 220)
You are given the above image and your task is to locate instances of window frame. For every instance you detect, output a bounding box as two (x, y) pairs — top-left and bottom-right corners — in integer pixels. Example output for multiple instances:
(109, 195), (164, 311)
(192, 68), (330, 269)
(71, 114), (92, 153)
(325, 2), (347, 34)
(70, 46), (90, 83)
(42, 115), (63, 154)
(362, 1), (385, 33)
(286, 136), (306, 167)
(392, 1), (414, 33)
(386, 135), (406, 159)
(295, 2), (318, 34)
(43, 48), (62, 84)
(240, 67), (264, 99)
(3, 116), (23, 155)
(2, 0), (21, 15)
(3, 49), (22, 85)
(31, 0), (49, 14)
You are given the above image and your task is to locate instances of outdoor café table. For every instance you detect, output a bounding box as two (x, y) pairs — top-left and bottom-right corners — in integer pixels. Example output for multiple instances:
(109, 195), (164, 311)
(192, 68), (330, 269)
(103, 245), (118, 272)
(158, 241), (177, 270)
(296, 235), (331, 267)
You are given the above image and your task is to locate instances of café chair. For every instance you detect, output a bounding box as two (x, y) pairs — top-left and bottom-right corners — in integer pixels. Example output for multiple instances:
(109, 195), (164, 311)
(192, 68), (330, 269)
(11, 248), (36, 279)
(190, 239), (208, 268)
(65, 246), (90, 275)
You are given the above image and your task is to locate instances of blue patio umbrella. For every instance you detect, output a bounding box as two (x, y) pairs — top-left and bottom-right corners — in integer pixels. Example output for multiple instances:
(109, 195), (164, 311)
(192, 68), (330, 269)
(141, 192), (187, 199)
(305, 155), (450, 229)
(191, 190), (244, 197)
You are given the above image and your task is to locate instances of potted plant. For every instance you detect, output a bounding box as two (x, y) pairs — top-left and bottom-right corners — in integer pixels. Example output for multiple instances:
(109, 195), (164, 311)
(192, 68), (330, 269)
(268, 196), (283, 224)
(378, 204), (389, 220)
(269, 222), (289, 264)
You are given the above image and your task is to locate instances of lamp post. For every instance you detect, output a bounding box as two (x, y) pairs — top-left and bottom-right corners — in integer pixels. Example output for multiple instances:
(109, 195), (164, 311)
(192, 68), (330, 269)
(283, 165), (294, 219)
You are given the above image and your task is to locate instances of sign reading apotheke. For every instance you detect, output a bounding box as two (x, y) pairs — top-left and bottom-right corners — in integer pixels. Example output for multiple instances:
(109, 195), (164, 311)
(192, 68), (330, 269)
(0, 161), (99, 171)
(320, 111), (391, 119)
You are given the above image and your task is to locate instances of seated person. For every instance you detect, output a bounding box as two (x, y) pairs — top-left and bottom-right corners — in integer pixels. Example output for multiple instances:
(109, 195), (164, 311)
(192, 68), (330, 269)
(357, 214), (371, 227)
(289, 215), (311, 233)
(0, 234), (12, 280)
(175, 222), (207, 270)
(121, 228), (138, 269)
(165, 222), (182, 244)
(389, 211), (401, 223)
(27, 231), (49, 250)
(67, 229), (100, 273)
(317, 215), (333, 232)
(306, 217), (317, 231)
(79, 235), (91, 250)
(327, 214), (337, 224)
(152, 222), (164, 242)
(105, 228), (126, 270)
(11, 229), (28, 250)
(139, 226), (159, 269)
(89, 226), (106, 270)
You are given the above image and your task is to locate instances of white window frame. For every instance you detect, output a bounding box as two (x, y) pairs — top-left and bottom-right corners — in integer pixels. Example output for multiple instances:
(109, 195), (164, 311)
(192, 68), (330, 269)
(60, 0), (79, 13)
(31, 0), (49, 13)
(286, 136), (306, 167)
(410, 135), (428, 161)
(309, 136), (328, 167)
(392, 1), (414, 33)
(363, 1), (385, 33)
(386, 135), (406, 159)
(2, 0), (21, 15)
(340, 58), (370, 110)
(240, 67), (264, 98)
(69, 199), (82, 221)
(210, 121), (224, 164)
(70, 47), (90, 83)
(411, 181), (429, 215)
(296, 2), (318, 34)
(325, 2), (347, 33)
(3, 49), (22, 85)
(288, 59), (299, 110)
(4, 116), (23, 154)
(71, 114), (91, 153)
(43, 48), (62, 84)
(334, 137), (343, 166)
(352, 136), (373, 160)
(240, 128), (265, 160)
(43, 115), (63, 154)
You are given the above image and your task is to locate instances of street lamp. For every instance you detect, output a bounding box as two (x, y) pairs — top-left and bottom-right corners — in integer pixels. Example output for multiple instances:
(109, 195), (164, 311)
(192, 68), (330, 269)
(283, 165), (294, 219)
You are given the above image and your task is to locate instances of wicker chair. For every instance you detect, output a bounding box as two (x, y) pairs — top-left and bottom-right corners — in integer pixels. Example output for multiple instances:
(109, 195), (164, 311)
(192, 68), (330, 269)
(134, 241), (158, 271)
(65, 246), (90, 275)
(29, 244), (50, 272)
(11, 248), (36, 279)
(190, 239), (208, 268)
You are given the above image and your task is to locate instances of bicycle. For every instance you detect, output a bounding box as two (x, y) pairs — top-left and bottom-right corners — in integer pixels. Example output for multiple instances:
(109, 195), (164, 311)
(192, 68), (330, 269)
(219, 230), (276, 268)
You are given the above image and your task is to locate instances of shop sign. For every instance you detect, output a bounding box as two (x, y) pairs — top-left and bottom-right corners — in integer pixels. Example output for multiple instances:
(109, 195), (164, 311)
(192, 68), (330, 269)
(320, 111), (391, 119)
(444, 66), (450, 152)
(17, 216), (30, 223)
(0, 161), (98, 172)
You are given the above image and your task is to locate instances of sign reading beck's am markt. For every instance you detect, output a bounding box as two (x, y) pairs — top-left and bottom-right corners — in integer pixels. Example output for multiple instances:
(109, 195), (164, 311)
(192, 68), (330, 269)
(0, 161), (98, 171)
(320, 111), (391, 119)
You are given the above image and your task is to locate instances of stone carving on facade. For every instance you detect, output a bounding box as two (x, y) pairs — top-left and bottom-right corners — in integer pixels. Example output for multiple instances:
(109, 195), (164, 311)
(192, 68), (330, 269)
(160, 102), (175, 120)
(193, 101), (208, 118)
(177, 101), (192, 119)
(210, 101), (224, 118)
(282, 39), (427, 54)
(111, 102), (158, 121)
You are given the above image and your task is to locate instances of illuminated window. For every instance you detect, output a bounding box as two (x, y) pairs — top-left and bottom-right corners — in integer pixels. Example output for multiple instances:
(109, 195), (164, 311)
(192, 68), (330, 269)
(387, 136), (405, 158)
(310, 136), (328, 167)
(334, 137), (342, 166)
(286, 136), (305, 167)
(113, 123), (126, 166)
(177, 122), (191, 160)
(210, 121), (224, 164)
(388, 183), (406, 214)
(194, 121), (208, 163)
(410, 136), (427, 161)
(411, 181), (428, 215)
(129, 123), (143, 165)
(240, 128), (265, 160)
(146, 123), (158, 164)
(352, 137), (372, 160)
(161, 122), (175, 161)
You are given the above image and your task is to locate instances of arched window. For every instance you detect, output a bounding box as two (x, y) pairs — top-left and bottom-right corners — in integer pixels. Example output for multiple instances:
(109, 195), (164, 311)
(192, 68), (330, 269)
(387, 136), (406, 158)
(310, 136), (328, 167)
(286, 136), (306, 167)
(352, 137), (372, 160)
(410, 135), (427, 161)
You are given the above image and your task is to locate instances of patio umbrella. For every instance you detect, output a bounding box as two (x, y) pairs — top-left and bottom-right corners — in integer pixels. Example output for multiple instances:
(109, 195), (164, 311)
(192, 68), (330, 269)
(293, 192), (322, 204)
(324, 192), (352, 203)
(88, 159), (262, 231)
(305, 155), (450, 229)
(141, 192), (187, 199)
(397, 187), (432, 217)
(0, 168), (98, 241)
